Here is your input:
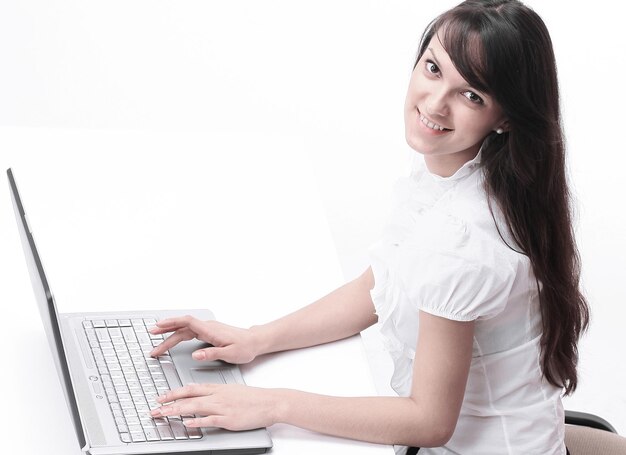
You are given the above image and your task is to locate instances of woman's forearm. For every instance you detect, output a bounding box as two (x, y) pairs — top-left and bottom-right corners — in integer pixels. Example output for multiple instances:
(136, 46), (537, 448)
(273, 389), (451, 448)
(250, 267), (377, 356)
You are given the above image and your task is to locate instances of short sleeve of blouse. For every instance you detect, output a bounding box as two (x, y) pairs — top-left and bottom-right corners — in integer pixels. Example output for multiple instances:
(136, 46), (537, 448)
(395, 211), (517, 322)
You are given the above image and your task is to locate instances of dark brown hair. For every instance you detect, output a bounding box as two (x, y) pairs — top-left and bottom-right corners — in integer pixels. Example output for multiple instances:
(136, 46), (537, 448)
(415, 0), (589, 395)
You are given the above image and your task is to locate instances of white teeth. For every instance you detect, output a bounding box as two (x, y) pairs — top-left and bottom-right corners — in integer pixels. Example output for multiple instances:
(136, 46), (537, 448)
(419, 114), (447, 131)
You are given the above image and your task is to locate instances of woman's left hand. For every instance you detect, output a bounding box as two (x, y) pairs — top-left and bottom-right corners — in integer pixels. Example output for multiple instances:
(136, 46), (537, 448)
(150, 383), (282, 431)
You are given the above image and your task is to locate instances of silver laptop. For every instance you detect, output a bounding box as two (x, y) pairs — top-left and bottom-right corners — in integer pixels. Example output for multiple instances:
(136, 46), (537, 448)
(7, 168), (272, 455)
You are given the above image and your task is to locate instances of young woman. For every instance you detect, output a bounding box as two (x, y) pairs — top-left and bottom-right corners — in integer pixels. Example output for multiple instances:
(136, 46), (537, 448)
(149, 1), (589, 453)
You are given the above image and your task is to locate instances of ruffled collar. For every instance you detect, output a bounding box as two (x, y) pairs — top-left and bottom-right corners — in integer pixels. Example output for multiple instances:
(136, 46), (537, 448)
(426, 150), (482, 182)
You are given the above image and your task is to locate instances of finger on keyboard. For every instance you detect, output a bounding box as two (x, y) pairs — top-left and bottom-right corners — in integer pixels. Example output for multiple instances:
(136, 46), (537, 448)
(150, 333), (183, 357)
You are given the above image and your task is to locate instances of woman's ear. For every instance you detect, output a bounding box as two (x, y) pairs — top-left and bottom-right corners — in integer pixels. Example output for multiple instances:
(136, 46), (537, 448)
(495, 120), (510, 133)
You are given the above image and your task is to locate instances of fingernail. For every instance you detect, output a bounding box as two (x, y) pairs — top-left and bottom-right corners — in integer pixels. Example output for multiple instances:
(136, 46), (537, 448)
(192, 351), (205, 360)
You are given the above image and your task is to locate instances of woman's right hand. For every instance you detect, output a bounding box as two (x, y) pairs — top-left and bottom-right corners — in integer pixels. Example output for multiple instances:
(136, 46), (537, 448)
(148, 316), (261, 364)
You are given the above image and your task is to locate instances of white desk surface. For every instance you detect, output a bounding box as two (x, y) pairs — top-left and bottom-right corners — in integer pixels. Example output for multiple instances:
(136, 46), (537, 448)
(0, 127), (393, 454)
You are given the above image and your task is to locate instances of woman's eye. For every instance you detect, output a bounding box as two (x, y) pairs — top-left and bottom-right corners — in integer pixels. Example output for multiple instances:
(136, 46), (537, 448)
(425, 60), (439, 74)
(462, 91), (484, 105)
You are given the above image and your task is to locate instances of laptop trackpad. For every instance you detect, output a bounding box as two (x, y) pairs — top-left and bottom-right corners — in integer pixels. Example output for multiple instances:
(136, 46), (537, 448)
(190, 368), (231, 385)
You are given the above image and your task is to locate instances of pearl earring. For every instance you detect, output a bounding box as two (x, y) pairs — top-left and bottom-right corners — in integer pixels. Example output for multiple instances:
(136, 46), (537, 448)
(496, 128), (504, 135)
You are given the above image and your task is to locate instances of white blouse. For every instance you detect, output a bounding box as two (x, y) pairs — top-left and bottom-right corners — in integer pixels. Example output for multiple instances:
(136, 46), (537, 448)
(368, 152), (566, 455)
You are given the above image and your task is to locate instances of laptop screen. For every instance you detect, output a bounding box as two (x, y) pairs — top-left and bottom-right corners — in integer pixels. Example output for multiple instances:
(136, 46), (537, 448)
(7, 168), (86, 449)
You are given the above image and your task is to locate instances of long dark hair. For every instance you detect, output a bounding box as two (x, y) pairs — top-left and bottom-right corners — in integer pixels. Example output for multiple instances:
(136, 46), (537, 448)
(415, 0), (589, 395)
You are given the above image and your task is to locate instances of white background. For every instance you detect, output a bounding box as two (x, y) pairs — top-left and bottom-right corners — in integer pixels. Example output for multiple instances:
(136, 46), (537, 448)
(1, 0), (625, 444)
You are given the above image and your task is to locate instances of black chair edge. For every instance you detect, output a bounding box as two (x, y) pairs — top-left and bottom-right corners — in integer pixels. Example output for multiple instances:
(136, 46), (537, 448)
(565, 410), (618, 434)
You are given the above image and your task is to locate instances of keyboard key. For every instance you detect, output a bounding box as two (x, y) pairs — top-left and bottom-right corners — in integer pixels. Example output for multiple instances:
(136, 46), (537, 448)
(137, 334), (152, 345)
(117, 351), (130, 360)
(144, 427), (160, 441)
(128, 424), (143, 433)
(92, 320), (106, 328)
(131, 431), (146, 442)
(182, 419), (202, 439)
(82, 320), (93, 328)
(141, 418), (157, 428)
(157, 426), (174, 441)
(126, 416), (141, 426)
(118, 319), (132, 327)
(95, 328), (111, 342)
(153, 417), (169, 426)
(115, 344), (129, 353)
(170, 420), (188, 439)
(112, 337), (126, 346)
(136, 404), (150, 413)
(154, 379), (168, 389)
(115, 386), (130, 395)
(160, 361), (182, 389)
(121, 327), (138, 343)
(106, 319), (119, 327)
(143, 386), (157, 395)
(119, 432), (131, 443)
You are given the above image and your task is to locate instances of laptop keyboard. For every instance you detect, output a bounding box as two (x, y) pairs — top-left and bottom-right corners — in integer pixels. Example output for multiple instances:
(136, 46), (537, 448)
(82, 317), (203, 443)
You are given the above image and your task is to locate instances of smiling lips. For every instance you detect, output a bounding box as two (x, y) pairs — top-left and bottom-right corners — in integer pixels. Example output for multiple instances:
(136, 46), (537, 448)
(419, 113), (452, 133)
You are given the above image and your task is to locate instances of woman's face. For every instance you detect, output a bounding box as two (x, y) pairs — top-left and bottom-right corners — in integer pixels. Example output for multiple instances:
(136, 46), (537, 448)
(404, 32), (507, 175)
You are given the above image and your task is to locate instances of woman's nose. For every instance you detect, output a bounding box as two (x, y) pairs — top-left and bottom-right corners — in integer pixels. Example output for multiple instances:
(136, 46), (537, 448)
(425, 89), (449, 118)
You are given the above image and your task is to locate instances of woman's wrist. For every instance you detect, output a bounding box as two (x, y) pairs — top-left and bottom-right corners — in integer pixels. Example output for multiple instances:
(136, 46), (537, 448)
(248, 324), (275, 358)
(268, 388), (294, 425)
